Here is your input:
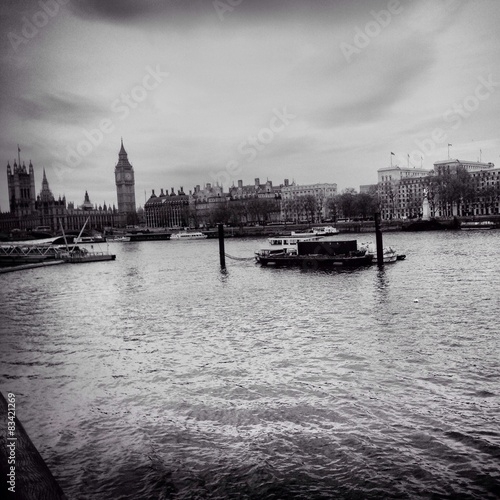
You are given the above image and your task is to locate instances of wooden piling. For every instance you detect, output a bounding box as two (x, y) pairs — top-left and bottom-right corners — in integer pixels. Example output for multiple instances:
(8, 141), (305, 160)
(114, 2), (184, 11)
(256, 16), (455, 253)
(374, 212), (384, 266)
(218, 223), (226, 268)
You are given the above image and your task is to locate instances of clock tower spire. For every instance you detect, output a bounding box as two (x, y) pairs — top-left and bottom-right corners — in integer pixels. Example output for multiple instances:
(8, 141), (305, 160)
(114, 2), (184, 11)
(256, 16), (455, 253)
(115, 139), (137, 226)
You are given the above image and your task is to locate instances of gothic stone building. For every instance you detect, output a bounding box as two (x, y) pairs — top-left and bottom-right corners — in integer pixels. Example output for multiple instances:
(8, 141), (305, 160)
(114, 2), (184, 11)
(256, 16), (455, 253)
(1, 159), (118, 234)
(114, 140), (137, 226)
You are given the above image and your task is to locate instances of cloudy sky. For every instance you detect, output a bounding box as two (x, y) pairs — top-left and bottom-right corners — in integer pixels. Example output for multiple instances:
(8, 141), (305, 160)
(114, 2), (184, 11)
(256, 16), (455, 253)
(1, 0), (499, 210)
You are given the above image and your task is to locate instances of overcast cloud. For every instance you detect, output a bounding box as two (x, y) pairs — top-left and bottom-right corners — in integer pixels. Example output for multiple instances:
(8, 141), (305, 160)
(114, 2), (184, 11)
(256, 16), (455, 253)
(1, 0), (499, 210)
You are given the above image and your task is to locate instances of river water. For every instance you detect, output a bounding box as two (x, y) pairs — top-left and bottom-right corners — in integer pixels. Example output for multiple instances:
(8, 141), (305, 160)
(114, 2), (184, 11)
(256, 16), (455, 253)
(1, 231), (499, 499)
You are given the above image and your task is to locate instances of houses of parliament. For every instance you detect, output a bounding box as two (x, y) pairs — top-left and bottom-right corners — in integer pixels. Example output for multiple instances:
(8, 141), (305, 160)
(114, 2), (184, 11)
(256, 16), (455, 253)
(0, 141), (137, 235)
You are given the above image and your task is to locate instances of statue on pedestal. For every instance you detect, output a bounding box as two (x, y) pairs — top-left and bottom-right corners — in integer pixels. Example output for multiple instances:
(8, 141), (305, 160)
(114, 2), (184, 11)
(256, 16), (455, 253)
(422, 188), (430, 221)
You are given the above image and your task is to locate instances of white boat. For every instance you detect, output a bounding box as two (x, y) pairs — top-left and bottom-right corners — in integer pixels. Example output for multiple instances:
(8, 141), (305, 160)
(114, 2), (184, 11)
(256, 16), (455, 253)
(255, 234), (322, 261)
(291, 226), (339, 237)
(460, 221), (495, 230)
(73, 235), (106, 244)
(290, 229), (318, 236)
(312, 226), (339, 235)
(358, 242), (399, 263)
(171, 231), (207, 240)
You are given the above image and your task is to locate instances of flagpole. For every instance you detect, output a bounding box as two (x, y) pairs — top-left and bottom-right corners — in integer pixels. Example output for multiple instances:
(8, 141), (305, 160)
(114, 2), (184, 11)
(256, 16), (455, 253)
(390, 153), (393, 168)
(17, 144), (21, 166)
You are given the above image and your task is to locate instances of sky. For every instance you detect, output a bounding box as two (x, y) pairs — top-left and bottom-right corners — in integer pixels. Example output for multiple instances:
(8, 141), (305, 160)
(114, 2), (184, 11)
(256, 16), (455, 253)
(1, 0), (500, 210)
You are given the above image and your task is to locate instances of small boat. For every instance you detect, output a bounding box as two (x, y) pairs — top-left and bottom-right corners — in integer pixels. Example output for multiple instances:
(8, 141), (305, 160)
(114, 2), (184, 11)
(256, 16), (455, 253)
(312, 226), (340, 235)
(171, 231), (207, 240)
(291, 226), (339, 237)
(358, 242), (399, 263)
(73, 235), (106, 244)
(460, 221), (495, 230)
(290, 229), (316, 236)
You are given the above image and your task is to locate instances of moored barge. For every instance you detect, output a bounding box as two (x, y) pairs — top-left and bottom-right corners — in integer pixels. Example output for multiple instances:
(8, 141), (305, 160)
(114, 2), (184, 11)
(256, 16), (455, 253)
(256, 240), (373, 268)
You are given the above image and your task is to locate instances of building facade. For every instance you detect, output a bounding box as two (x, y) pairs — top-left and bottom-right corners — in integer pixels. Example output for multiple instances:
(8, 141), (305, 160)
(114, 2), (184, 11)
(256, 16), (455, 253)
(377, 160), (499, 220)
(433, 159), (496, 175)
(431, 159), (499, 217)
(227, 178), (282, 225)
(190, 183), (226, 227)
(144, 187), (190, 228)
(467, 167), (500, 216)
(377, 166), (431, 220)
(281, 182), (337, 222)
(1, 159), (118, 234)
(7, 160), (36, 217)
(64, 191), (118, 232)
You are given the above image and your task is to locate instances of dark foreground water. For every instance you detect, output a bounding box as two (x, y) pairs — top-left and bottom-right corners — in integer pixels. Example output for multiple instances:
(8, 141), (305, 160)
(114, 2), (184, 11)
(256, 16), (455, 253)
(1, 231), (499, 499)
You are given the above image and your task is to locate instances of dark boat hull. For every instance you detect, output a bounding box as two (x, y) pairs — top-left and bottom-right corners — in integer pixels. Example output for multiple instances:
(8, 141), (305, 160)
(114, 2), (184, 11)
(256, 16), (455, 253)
(258, 254), (373, 268)
(125, 232), (171, 241)
(63, 254), (116, 263)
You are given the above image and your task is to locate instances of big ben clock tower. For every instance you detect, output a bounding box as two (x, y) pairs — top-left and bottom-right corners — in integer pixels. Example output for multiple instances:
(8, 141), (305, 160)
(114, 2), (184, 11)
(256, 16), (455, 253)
(115, 139), (137, 226)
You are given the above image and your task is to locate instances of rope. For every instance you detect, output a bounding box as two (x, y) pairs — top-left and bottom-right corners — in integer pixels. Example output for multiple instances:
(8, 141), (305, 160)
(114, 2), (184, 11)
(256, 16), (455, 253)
(224, 253), (255, 261)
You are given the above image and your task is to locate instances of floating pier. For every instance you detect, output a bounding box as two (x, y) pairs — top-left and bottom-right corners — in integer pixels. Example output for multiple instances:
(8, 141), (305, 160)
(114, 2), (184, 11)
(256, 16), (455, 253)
(0, 244), (62, 265)
(0, 260), (66, 274)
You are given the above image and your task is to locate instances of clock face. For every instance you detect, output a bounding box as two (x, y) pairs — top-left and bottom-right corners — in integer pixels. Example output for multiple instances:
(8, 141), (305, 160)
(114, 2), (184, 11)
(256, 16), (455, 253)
(116, 171), (122, 182)
(125, 172), (133, 181)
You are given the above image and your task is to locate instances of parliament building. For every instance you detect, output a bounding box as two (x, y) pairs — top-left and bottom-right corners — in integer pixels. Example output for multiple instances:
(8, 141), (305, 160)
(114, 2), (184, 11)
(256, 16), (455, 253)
(0, 143), (136, 235)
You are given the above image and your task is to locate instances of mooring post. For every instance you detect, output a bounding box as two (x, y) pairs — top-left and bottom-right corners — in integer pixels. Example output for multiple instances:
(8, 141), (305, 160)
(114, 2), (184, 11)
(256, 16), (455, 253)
(374, 212), (384, 266)
(218, 223), (226, 268)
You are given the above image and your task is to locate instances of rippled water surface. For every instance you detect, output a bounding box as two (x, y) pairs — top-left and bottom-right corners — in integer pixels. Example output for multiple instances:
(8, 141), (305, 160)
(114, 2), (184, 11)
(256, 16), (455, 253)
(1, 231), (499, 499)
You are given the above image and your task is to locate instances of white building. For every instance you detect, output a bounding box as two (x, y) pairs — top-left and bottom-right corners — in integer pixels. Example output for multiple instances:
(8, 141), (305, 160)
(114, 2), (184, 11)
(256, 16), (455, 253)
(432, 160), (498, 217)
(433, 159), (495, 175)
(377, 165), (430, 183)
(377, 160), (499, 220)
(377, 166), (432, 220)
